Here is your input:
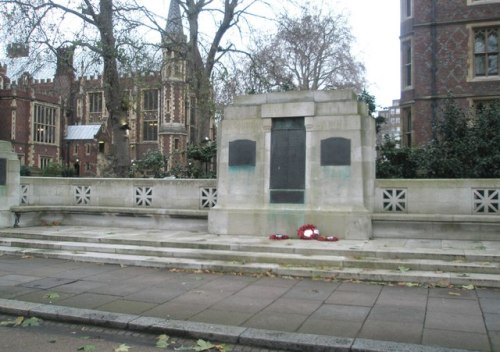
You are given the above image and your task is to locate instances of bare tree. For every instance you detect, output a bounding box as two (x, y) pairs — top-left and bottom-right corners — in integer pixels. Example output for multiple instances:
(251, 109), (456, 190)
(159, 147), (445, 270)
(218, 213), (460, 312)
(242, 5), (366, 93)
(177, 0), (270, 142)
(0, 0), (153, 176)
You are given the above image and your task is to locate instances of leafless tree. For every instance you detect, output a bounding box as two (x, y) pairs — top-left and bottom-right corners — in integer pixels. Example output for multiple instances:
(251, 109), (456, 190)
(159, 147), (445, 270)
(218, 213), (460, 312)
(241, 5), (366, 93)
(0, 0), (153, 176)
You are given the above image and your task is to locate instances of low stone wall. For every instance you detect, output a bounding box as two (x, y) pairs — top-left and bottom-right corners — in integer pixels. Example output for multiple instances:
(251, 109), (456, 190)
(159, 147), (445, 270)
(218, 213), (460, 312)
(375, 179), (500, 215)
(10, 177), (217, 230)
(373, 179), (500, 240)
(19, 177), (218, 210)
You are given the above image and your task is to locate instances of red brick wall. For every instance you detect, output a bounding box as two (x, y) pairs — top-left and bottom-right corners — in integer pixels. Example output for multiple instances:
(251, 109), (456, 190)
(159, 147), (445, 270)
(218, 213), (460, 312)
(401, 0), (500, 145)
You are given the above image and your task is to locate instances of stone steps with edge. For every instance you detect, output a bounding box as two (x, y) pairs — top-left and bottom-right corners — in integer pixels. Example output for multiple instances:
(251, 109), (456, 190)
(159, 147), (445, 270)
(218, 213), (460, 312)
(1, 230), (500, 263)
(1, 245), (500, 288)
(0, 237), (499, 275)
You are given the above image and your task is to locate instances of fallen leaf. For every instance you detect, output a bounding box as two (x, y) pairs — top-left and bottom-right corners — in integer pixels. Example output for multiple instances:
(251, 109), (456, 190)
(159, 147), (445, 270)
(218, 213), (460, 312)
(194, 339), (215, 351)
(114, 344), (131, 352)
(448, 292), (461, 296)
(44, 292), (60, 301)
(0, 316), (24, 327)
(398, 266), (410, 273)
(78, 345), (96, 352)
(462, 284), (475, 290)
(21, 317), (40, 327)
(156, 334), (170, 348)
(405, 282), (420, 287)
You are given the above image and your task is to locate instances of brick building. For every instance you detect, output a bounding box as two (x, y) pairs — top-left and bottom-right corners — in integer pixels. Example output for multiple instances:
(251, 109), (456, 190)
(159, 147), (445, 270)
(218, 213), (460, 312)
(0, 0), (213, 176)
(400, 0), (500, 146)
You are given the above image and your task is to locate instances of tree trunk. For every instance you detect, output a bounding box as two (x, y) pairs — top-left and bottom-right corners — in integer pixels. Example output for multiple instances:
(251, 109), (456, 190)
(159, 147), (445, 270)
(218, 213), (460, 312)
(98, 0), (130, 177)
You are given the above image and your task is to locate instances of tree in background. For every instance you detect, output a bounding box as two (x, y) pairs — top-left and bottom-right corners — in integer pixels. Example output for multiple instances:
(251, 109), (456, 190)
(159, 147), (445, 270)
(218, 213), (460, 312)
(238, 5), (365, 94)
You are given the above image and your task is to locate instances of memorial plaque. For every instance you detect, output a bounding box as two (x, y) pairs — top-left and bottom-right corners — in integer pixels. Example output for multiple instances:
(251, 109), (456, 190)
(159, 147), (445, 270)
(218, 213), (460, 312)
(228, 139), (256, 166)
(270, 117), (305, 204)
(0, 159), (6, 185)
(321, 137), (351, 166)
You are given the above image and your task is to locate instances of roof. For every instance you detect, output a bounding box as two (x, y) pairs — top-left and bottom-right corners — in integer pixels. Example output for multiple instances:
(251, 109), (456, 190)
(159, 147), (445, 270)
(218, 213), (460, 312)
(65, 125), (101, 141)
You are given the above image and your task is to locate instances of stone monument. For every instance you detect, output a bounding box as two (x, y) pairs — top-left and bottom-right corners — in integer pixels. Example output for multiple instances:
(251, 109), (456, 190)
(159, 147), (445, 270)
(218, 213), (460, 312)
(208, 90), (375, 240)
(0, 141), (20, 228)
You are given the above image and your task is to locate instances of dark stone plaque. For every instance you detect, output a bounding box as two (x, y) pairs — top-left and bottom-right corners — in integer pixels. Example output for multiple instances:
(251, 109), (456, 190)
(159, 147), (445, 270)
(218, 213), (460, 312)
(321, 137), (351, 166)
(270, 117), (305, 204)
(229, 139), (256, 167)
(0, 159), (6, 186)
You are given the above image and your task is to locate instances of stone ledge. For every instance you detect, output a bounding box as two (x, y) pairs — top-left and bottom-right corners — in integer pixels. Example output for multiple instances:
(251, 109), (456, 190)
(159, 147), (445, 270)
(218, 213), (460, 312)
(372, 213), (500, 223)
(11, 205), (208, 218)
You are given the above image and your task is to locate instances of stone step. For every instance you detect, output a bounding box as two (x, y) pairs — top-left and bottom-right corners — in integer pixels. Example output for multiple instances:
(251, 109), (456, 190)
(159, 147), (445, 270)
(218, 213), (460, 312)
(1, 245), (499, 288)
(1, 237), (500, 275)
(2, 230), (500, 263)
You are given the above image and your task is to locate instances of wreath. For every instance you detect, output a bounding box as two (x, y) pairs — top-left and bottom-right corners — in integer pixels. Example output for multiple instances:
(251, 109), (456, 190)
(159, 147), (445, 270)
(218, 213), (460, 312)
(297, 224), (339, 242)
(297, 224), (320, 240)
(268, 233), (289, 240)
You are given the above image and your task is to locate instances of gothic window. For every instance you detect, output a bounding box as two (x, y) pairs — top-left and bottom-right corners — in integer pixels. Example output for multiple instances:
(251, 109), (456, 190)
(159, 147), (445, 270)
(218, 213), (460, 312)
(474, 27), (499, 77)
(143, 89), (159, 111)
(88, 92), (103, 114)
(142, 89), (159, 142)
(33, 104), (57, 144)
(143, 120), (158, 141)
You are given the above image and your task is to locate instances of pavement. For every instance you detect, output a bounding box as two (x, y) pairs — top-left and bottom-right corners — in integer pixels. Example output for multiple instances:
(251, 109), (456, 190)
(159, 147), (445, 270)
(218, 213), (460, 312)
(0, 230), (499, 351)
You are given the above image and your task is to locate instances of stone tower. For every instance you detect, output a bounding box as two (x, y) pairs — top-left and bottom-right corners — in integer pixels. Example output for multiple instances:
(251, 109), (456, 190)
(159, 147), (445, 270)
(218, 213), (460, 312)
(160, 0), (189, 169)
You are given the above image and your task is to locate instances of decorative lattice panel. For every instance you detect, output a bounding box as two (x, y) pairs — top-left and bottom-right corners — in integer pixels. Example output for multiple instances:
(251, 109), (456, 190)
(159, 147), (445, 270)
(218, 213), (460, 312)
(473, 189), (499, 214)
(200, 188), (217, 209)
(74, 186), (91, 205)
(20, 184), (30, 205)
(135, 186), (153, 207)
(382, 189), (407, 212)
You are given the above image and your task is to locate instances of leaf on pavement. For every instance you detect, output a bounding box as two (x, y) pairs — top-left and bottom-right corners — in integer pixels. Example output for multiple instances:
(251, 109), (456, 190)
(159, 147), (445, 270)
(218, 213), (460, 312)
(44, 292), (60, 301)
(114, 343), (131, 352)
(194, 339), (215, 351)
(462, 284), (475, 290)
(448, 292), (461, 296)
(21, 317), (40, 327)
(156, 334), (170, 348)
(0, 316), (24, 327)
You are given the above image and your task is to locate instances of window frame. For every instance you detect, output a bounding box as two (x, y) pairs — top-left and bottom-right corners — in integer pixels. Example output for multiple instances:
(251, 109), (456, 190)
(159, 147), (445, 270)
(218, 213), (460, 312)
(88, 91), (103, 114)
(468, 23), (500, 82)
(402, 0), (413, 18)
(401, 39), (413, 89)
(33, 103), (58, 145)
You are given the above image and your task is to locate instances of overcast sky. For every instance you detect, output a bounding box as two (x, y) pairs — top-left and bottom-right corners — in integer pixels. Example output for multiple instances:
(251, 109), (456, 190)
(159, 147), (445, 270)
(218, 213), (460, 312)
(335, 0), (401, 109)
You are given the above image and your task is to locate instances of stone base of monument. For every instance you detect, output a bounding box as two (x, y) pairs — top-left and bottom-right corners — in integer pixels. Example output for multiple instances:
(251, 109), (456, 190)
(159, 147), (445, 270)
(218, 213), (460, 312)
(209, 208), (372, 240)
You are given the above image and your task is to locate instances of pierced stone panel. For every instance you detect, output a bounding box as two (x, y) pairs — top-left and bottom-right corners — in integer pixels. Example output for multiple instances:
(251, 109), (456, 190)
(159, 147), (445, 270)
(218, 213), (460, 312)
(382, 189), (407, 212)
(20, 184), (30, 205)
(200, 187), (217, 209)
(473, 189), (499, 214)
(135, 186), (153, 207)
(74, 186), (91, 205)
